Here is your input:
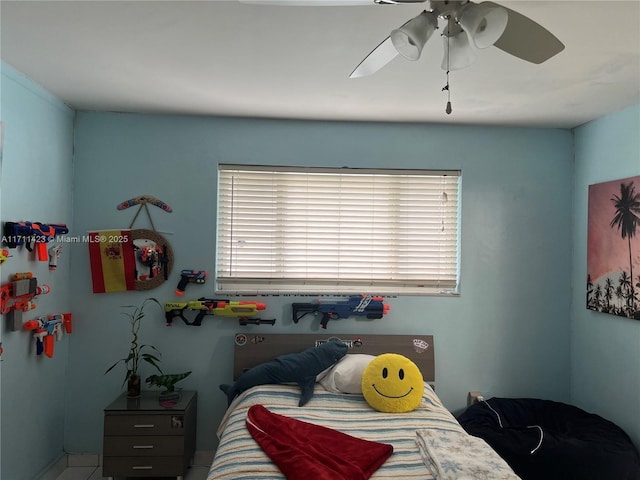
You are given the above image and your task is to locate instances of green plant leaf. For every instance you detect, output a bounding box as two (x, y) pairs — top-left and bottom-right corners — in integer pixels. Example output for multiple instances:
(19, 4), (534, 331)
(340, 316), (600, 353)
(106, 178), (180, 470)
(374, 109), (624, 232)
(141, 352), (161, 361)
(104, 297), (164, 382)
(141, 352), (163, 373)
(104, 359), (124, 375)
(139, 344), (161, 352)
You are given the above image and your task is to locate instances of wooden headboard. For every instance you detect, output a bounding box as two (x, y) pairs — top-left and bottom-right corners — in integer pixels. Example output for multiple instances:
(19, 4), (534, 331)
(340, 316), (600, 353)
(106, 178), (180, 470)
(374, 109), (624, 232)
(232, 333), (434, 384)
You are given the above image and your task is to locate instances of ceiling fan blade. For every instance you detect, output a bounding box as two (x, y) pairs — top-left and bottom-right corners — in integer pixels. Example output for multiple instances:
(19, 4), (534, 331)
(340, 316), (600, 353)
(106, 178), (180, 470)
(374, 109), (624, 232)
(487, 1), (564, 64)
(350, 36), (399, 78)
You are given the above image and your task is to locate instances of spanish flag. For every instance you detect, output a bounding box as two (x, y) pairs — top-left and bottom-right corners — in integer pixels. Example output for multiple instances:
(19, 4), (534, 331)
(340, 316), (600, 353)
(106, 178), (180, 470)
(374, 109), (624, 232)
(88, 230), (136, 293)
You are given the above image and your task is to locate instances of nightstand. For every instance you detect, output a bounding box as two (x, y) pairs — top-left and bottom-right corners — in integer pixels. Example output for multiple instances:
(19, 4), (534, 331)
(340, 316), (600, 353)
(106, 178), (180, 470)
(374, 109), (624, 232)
(103, 390), (197, 479)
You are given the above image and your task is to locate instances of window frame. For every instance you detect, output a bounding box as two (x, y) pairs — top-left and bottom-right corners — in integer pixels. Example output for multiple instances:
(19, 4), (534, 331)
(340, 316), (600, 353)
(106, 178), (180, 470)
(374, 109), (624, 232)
(216, 164), (461, 296)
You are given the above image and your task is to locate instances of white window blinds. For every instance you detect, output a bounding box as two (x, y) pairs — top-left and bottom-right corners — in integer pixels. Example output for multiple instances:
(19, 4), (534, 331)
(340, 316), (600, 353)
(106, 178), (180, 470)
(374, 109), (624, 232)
(216, 165), (460, 295)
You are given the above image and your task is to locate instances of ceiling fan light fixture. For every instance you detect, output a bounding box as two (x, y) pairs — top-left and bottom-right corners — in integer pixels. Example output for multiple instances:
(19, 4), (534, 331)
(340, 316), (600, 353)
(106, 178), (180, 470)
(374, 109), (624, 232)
(458, 1), (508, 49)
(441, 27), (477, 71)
(390, 10), (438, 61)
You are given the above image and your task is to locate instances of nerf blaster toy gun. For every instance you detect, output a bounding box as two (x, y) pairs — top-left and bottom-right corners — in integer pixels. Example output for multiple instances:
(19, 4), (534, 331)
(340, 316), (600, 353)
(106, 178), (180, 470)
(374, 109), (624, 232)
(23, 313), (72, 358)
(3, 221), (68, 262)
(175, 270), (207, 296)
(0, 273), (51, 331)
(164, 298), (275, 327)
(292, 295), (390, 329)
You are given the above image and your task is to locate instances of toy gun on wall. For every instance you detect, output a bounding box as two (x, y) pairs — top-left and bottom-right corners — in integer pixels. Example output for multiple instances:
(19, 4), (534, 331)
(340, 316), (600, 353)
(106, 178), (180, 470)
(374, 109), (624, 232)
(175, 269), (207, 296)
(0, 273), (51, 331)
(23, 313), (72, 358)
(292, 295), (390, 329)
(3, 221), (69, 262)
(48, 245), (63, 271)
(164, 298), (275, 327)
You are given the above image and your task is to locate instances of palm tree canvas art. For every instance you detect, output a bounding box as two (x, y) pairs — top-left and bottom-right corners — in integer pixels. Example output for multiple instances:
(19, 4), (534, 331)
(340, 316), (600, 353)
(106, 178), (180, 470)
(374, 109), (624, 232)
(587, 175), (640, 319)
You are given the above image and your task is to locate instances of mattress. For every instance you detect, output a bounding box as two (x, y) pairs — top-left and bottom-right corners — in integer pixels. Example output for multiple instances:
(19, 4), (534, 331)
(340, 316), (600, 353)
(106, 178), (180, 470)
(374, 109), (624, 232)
(207, 382), (466, 479)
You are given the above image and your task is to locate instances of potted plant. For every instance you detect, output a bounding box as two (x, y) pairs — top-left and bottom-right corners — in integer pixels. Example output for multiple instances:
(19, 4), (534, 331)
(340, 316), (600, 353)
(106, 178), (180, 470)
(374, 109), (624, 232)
(105, 297), (163, 398)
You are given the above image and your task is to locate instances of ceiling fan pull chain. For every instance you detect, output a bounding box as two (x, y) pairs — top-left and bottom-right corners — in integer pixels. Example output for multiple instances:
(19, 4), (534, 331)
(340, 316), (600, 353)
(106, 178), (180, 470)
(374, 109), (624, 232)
(443, 72), (452, 115)
(442, 29), (453, 115)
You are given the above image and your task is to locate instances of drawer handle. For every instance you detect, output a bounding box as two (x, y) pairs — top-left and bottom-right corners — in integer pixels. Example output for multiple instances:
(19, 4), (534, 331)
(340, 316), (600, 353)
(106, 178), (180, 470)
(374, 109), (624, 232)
(133, 424), (155, 428)
(132, 466), (153, 470)
(133, 445), (154, 449)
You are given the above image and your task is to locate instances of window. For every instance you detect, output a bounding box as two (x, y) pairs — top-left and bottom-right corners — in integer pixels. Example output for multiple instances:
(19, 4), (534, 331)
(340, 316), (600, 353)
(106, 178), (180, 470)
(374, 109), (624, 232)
(216, 165), (460, 295)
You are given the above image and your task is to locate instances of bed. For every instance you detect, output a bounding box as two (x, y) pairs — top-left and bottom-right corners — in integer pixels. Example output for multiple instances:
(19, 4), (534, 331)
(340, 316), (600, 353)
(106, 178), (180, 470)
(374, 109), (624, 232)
(207, 334), (521, 480)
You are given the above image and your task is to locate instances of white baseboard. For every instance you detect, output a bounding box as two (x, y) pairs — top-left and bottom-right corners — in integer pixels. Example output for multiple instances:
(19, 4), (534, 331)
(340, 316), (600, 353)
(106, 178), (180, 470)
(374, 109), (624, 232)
(192, 450), (215, 466)
(59, 450), (215, 468)
(67, 454), (101, 467)
(40, 455), (67, 480)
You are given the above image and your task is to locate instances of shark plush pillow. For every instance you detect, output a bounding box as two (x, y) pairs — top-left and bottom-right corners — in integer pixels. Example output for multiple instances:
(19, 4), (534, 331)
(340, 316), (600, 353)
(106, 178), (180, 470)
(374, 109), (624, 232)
(220, 340), (348, 407)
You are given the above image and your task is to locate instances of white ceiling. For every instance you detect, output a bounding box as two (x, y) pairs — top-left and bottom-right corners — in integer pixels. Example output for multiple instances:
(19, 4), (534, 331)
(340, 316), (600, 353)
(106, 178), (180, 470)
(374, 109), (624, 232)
(2, 0), (639, 128)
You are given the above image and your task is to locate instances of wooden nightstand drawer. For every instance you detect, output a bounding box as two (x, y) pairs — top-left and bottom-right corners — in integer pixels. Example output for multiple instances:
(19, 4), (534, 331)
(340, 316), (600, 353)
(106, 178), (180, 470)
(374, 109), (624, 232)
(104, 414), (185, 436)
(103, 435), (185, 456)
(102, 455), (184, 477)
(103, 390), (197, 478)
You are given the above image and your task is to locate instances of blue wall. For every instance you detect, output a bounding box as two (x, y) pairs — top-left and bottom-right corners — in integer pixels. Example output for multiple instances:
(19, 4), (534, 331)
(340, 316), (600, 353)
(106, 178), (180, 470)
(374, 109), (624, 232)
(65, 112), (573, 453)
(0, 63), (75, 480)
(10, 64), (638, 476)
(571, 104), (640, 447)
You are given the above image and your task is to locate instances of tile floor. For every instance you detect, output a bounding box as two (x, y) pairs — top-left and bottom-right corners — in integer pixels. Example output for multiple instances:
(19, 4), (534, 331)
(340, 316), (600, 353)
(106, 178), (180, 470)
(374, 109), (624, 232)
(55, 465), (209, 480)
(52, 453), (213, 480)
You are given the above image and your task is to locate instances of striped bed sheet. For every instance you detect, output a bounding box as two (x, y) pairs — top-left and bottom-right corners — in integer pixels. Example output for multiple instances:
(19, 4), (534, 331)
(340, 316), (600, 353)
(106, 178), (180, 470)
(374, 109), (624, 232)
(207, 382), (466, 479)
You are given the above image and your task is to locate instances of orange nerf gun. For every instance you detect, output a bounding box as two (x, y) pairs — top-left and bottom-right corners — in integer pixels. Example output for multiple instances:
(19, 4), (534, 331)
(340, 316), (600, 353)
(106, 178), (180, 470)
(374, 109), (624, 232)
(164, 298), (274, 326)
(1, 273), (51, 331)
(23, 313), (72, 358)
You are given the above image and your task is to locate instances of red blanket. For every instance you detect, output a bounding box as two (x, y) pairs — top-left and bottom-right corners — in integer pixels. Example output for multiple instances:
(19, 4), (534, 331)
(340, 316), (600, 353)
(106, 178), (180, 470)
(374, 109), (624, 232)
(246, 404), (393, 480)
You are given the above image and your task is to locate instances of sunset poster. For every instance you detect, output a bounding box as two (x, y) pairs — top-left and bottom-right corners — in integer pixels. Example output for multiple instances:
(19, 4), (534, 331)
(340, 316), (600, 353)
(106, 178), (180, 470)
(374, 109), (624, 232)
(587, 175), (640, 319)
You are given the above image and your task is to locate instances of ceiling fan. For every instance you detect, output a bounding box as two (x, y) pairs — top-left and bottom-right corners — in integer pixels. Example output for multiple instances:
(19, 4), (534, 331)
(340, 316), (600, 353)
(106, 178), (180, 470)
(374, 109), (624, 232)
(348, 0), (565, 79)
(241, 0), (564, 113)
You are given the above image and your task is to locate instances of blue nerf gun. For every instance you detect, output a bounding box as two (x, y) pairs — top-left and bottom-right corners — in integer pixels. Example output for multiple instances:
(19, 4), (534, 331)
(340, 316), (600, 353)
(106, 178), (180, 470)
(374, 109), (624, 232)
(292, 295), (390, 329)
(3, 221), (68, 262)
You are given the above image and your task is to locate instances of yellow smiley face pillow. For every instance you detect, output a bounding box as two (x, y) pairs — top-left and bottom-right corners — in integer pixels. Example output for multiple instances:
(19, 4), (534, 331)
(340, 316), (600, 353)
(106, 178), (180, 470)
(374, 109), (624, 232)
(361, 353), (423, 413)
